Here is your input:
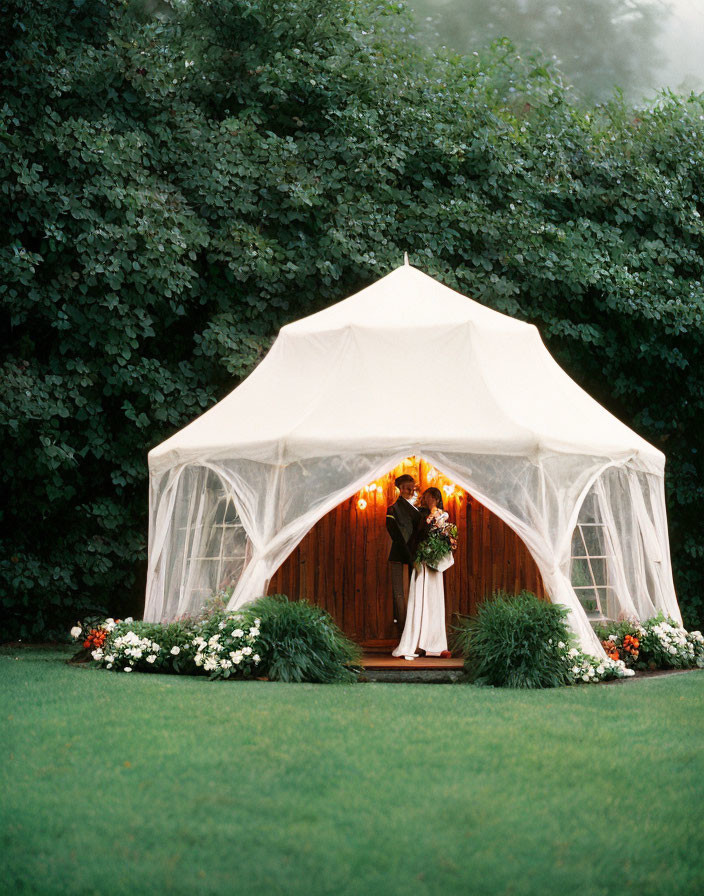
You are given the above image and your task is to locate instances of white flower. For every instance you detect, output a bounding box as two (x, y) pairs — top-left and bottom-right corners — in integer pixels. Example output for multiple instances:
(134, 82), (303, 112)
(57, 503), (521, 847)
(70, 625), (82, 640)
(231, 652), (243, 665)
(668, 646), (677, 655)
(242, 646), (252, 656)
(249, 627), (260, 637)
(582, 674), (590, 682)
(253, 654), (261, 663)
(91, 649), (103, 661)
(571, 666), (580, 675)
(105, 654), (115, 663)
(124, 617), (133, 623)
(254, 618), (261, 626)
(170, 646), (180, 655)
(548, 639), (553, 645)
(568, 648), (579, 658)
(596, 665), (605, 675)
(218, 621), (226, 630)
(133, 649), (143, 660)
(194, 653), (204, 667)
(220, 659), (232, 669)
(203, 656), (218, 672)
(608, 634), (618, 641)
(233, 628), (244, 638)
(558, 641), (565, 649)
(146, 655), (156, 664)
(124, 666), (132, 672)
(624, 669), (636, 677)
(106, 663), (113, 670)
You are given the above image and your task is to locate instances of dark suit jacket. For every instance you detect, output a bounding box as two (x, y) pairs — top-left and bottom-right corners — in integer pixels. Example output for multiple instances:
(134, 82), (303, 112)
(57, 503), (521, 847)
(408, 512), (432, 560)
(386, 498), (427, 565)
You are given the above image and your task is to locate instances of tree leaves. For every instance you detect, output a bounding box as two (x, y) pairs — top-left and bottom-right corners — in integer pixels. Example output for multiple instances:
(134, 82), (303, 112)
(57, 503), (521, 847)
(1, 0), (702, 638)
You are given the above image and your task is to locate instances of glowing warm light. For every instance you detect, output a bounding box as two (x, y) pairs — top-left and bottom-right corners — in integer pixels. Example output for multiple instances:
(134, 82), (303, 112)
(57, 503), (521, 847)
(427, 468), (437, 482)
(357, 498), (367, 510)
(376, 486), (383, 494)
(443, 484), (455, 497)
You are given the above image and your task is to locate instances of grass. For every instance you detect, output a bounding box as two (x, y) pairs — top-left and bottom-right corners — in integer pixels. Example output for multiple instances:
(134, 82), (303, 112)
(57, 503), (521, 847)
(2, 646), (704, 896)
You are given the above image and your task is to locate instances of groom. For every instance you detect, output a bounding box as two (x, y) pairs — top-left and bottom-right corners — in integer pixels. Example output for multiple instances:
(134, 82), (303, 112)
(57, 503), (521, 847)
(386, 474), (425, 633)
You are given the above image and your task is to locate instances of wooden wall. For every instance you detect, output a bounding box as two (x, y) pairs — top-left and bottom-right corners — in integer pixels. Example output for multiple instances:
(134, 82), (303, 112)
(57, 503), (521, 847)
(268, 457), (546, 650)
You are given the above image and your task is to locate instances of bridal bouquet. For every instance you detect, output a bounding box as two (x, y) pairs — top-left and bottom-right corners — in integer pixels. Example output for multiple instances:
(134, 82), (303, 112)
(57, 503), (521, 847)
(414, 508), (458, 572)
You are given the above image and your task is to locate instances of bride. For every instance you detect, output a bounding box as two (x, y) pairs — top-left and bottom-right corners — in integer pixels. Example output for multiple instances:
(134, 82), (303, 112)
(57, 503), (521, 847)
(392, 487), (454, 660)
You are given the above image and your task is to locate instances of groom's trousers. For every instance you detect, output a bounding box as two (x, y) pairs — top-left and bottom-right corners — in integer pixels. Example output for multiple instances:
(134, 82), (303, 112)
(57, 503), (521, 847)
(390, 561), (410, 632)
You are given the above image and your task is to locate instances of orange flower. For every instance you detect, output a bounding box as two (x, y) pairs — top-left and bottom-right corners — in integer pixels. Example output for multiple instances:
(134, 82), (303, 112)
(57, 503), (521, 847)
(84, 628), (106, 649)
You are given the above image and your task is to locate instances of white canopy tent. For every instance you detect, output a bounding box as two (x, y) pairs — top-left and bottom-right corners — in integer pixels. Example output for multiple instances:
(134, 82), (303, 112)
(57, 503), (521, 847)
(145, 261), (682, 657)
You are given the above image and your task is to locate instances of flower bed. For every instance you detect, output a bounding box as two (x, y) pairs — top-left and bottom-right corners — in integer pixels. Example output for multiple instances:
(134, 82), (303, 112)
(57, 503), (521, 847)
(542, 612), (704, 684)
(595, 614), (704, 672)
(69, 594), (361, 683)
(453, 590), (636, 687)
(70, 612), (262, 678)
(453, 592), (704, 688)
(69, 596), (702, 688)
(563, 646), (634, 683)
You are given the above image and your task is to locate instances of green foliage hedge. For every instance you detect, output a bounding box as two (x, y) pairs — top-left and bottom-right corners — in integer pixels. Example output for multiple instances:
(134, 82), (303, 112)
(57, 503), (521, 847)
(453, 591), (576, 688)
(243, 594), (362, 683)
(2, 0), (703, 639)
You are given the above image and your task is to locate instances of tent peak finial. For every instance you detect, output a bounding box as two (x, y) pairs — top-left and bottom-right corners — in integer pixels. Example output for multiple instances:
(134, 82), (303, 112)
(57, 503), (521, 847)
(404, 251), (409, 266)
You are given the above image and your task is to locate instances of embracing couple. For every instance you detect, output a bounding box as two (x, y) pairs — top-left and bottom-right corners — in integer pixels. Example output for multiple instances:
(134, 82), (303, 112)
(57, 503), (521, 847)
(386, 474), (457, 660)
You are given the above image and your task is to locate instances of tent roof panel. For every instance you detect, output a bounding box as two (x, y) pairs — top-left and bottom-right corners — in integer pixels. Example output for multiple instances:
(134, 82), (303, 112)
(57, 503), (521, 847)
(148, 264), (664, 475)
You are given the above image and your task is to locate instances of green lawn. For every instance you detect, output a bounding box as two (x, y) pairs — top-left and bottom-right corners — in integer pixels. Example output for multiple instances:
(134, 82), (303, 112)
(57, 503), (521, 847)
(2, 647), (703, 896)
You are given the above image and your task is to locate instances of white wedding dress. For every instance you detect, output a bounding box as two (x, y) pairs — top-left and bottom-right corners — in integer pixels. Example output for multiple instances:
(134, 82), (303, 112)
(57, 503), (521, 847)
(392, 561), (449, 658)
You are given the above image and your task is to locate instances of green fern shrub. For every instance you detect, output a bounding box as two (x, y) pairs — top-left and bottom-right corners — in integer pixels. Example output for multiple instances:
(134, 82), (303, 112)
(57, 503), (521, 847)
(238, 595), (362, 683)
(453, 591), (574, 688)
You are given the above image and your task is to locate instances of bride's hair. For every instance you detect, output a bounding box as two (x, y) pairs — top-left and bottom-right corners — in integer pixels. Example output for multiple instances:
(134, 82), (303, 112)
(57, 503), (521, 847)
(422, 487), (443, 510)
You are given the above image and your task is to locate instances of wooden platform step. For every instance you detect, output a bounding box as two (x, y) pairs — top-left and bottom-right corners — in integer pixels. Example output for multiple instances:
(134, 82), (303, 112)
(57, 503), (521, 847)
(361, 653), (464, 671)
